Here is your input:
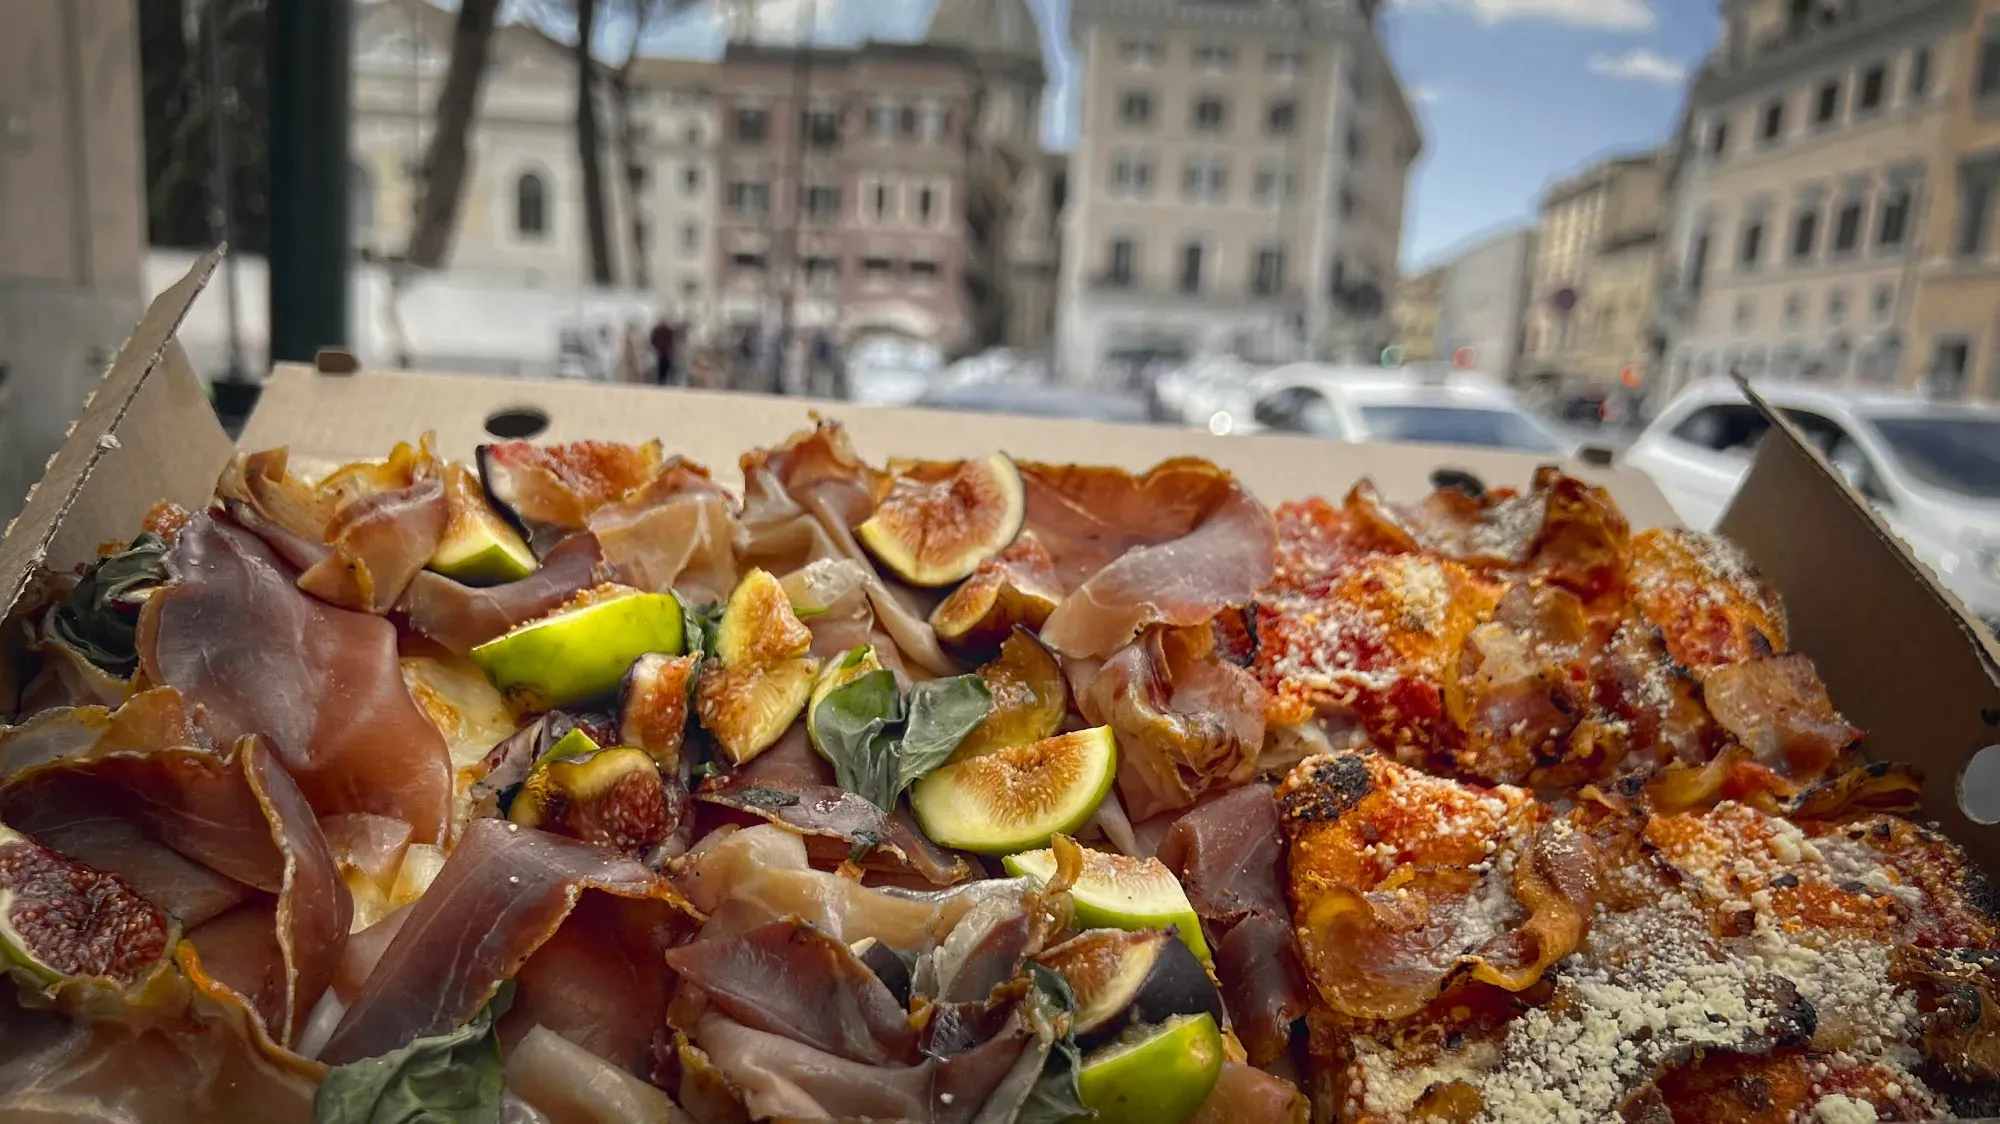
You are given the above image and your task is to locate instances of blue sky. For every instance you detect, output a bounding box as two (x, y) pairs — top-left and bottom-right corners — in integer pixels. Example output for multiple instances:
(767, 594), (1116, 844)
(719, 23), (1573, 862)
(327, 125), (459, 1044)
(639, 0), (1718, 266)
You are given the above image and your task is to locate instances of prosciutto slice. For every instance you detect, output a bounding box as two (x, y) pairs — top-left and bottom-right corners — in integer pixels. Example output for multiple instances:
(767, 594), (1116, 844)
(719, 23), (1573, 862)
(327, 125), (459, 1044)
(0, 694), (350, 1049)
(587, 458), (741, 604)
(296, 475), (448, 613)
(396, 532), (606, 656)
(663, 919), (919, 1065)
(1156, 783), (1289, 928)
(695, 771), (973, 885)
(138, 515), (455, 843)
(1022, 459), (1276, 660)
(320, 817), (697, 1069)
(1079, 626), (1267, 821)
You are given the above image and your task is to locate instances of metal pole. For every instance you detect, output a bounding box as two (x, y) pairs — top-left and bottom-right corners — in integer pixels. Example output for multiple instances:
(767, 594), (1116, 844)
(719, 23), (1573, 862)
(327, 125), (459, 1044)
(267, 0), (352, 364)
(775, 0), (816, 395)
(204, 0), (245, 383)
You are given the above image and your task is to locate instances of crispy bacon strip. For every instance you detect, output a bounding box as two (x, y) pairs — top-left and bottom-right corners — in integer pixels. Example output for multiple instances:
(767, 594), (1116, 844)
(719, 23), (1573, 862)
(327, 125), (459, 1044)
(138, 515), (455, 844)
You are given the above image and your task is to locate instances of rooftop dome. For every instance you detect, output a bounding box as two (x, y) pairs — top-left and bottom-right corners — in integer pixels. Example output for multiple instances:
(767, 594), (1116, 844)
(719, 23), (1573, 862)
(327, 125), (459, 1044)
(924, 0), (1043, 61)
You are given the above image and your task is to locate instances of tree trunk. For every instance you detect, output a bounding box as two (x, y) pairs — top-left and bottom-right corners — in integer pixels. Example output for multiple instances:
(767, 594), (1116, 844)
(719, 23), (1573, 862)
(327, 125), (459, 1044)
(574, 0), (616, 287)
(406, 0), (501, 269)
(612, 70), (649, 290)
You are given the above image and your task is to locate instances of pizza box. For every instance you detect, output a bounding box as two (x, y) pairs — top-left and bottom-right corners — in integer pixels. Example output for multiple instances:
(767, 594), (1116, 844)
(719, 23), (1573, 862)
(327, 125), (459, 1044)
(6, 251), (2000, 885)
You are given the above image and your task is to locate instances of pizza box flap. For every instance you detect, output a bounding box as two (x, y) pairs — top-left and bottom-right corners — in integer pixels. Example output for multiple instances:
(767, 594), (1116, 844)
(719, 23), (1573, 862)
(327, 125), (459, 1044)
(0, 249), (234, 623)
(1720, 378), (2000, 865)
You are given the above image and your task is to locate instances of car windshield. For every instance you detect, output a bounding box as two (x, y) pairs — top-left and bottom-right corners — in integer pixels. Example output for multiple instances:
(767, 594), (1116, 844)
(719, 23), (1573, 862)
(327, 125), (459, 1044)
(1358, 405), (1564, 453)
(1866, 414), (2000, 499)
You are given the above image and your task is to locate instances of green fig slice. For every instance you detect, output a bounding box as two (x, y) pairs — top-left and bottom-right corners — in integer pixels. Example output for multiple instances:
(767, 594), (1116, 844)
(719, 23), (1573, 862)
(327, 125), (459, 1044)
(1004, 845), (1211, 963)
(470, 585), (684, 710)
(429, 462), (538, 585)
(951, 628), (1068, 762)
(0, 821), (172, 988)
(1077, 1013), (1225, 1124)
(856, 454), (1026, 587)
(716, 568), (812, 668)
(509, 746), (671, 854)
(1036, 928), (1222, 1041)
(618, 652), (697, 771)
(808, 645), (885, 757)
(909, 726), (1115, 855)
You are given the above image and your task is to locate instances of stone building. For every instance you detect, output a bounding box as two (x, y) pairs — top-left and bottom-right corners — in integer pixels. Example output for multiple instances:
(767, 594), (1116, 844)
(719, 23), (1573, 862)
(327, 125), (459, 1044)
(1435, 227), (1535, 379)
(1522, 150), (1667, 391)
(1393, 266), (1444, 363)
(1054, 0), (1420, 385)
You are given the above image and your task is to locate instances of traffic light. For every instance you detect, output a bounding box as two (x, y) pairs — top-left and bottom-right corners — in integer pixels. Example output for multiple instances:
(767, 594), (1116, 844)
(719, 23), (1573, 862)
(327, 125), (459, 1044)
(1381, 345), (1405, 368)
(1453, 346), (1476, 369)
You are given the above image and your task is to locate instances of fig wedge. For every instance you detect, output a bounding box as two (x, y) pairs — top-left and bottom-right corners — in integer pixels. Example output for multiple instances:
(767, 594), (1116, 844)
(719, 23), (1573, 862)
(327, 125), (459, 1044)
(909, 726), (1116, 854)
(478, 439), (664, 530)
(929, 534), (1062, 650)
(715, 568), (813, 668)
(952, 628), (1068, 761)
(1037, 928), (1222, 1041)
(0, 821), (173, 988)
(619, 652), (697, 771)
(429, 462), (537, 585)
(470, 585), (685, 710)
(697, 657), (819, 765)
(508, 746), (672, 854)
(857, 454), (1026, 587)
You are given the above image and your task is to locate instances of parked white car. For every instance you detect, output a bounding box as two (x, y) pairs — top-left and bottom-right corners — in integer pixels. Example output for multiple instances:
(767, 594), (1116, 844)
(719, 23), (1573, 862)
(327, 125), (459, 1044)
(1207, 364), (1576, 454)
(1624, 380), (2000, 631)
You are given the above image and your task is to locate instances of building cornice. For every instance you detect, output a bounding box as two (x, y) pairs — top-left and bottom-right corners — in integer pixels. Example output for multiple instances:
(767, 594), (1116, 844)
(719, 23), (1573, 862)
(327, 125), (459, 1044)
(1693, 0), (1970, 105)
(1071, 0), (1369, 40)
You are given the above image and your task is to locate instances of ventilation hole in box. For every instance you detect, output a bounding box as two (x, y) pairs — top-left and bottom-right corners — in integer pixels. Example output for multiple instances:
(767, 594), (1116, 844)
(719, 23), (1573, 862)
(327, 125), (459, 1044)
(1961, 744), (2000, 825)
(1431, 468), (1485, 499)
(485, 407), (550, 440)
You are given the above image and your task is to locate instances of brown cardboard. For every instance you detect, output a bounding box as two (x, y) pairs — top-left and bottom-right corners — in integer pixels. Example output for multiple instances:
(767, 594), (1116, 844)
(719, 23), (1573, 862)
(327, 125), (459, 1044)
(1719, 380), (2000, 860)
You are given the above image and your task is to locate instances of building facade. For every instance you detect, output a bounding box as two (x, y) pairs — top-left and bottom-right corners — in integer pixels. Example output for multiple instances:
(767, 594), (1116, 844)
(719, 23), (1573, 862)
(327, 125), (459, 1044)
(1054, 0), (1419, 384)
(1660, 0), (2000, 400)
(1522, 150), (1666, 391)
(1393, 266), (1444, 363)
(1435, 227), (1535, 378)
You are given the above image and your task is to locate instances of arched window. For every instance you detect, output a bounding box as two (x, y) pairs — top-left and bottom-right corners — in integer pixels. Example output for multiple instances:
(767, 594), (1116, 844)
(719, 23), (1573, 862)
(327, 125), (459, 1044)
(516, 171), (548, 238)
(350, 160), (375, 235)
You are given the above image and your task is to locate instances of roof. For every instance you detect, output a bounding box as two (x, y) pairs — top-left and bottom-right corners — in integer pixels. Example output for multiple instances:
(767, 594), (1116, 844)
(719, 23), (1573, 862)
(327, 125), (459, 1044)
(925, 0), (1045, 62)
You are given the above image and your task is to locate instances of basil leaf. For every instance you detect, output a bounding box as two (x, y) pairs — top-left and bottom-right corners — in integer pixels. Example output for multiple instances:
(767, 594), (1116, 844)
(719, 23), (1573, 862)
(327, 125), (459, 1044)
(812, 669), (904, 810)
(315, 982), (514, 1124)
(893, 674), (993, 793)
(680, 596), (725, 661)
(47, 533), (170, 677)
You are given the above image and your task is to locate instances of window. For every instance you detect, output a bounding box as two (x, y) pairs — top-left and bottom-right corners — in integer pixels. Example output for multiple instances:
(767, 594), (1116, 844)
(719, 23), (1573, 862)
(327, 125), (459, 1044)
(1253, 162), (1295, 206)
(734, 106), (769, 144)
(625, 163), (649, 191)
(802, 184), (841, 222)
(1910, 45), (1933, 99)
(802, 107), (840, 148)
(1815, 80), (1841, 126)
(1710, 119), (1730, 157)
(1687, 229), (1710, 291)
(1760, 98), (1785, 143)
(869, 181), (893, 222)
(684, 124), (703, 147)
(908, 260), (941, 284)
(1857, 63), (1886, 113)
(1266, 99), (1297, 136)
(1119, 90), (1153, 128)
(1735, 296), (1755, 329)
(1181, 156), (1226, 203)
(1833, 197), (1864, 254)
(1179, 241), (1205, 294)
(1194, 44), (1234, 71)
(515, 171), (547, 238)
(866, 101), (897, 138)
(1267, 48), (1303, 77)
(1672, 405), (1772, 454)
(726, 181), (770, 217)
(917, 104), (946, 143)
(1872, 283), (1895, 322)
(1739, 217), (1764, 269)
(682, 165), (702, 195)
(805, 256), (841, 288)
(1106, 237), (1135, 286)
(1791, 206), (1819, 261)
(1339, 186), (1358, 220)
(917, 183), (941, 226)
(1957, 163), (1996, 256)
(1878, 184), (1913, 249)
(1827, 287), (1848, 325)
(1251, 246), (1286, 296)
(1111, 152), (1154, 197)
(1931, 336), (1972, 397)
(680, 222), (698, 253)
(1119, 37), (1162, 66)
(1981, 23), (2000, 98)
(900, 105), (919, 137)
(1345, 126), (1364, 161)
(730, 251), (766, 272)
(1784, 292), (1804, 328)
(862, 256), (895, 281)
(1192, 96), (1227, 133)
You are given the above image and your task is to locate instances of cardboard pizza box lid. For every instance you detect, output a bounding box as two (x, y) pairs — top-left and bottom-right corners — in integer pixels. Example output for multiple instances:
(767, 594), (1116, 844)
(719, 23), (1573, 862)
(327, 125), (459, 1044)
(6, 253), (2000, 878)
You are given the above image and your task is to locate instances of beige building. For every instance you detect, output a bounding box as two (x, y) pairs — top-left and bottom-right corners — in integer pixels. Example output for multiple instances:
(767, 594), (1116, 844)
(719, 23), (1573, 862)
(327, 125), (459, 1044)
(1055, 0), (1420, 383)
(1662, 0), (1988, 397)
(1522, 150), (1666, 390)
(1393, 266), (1444, 362)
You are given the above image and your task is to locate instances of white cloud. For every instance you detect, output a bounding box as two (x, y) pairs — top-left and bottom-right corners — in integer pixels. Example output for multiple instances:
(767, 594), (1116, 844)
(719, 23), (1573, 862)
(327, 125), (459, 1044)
(1585, 48), (1688, 84)
(1390, 0), (1654, 31)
